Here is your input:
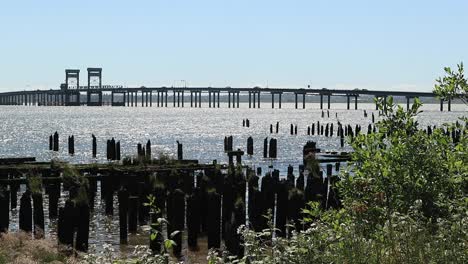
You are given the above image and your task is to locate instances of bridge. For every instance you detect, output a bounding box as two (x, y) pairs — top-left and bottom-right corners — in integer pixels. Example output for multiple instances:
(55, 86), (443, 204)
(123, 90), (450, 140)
(0, 68), (454, 111)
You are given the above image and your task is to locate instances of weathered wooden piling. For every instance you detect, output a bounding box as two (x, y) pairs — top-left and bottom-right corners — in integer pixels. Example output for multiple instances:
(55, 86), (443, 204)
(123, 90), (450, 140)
(290, 124), (294, 135)
(225, 198), (245, 258)
(92, 134), (97, 158)
(53, 131), (59, 151)
(177, 141), (183, 160)
(288, 188), (305, 233)
(207, 190), (221, 249)
(263, 137), (268, 158)
(19, 190), (32, 233)
(128, 196), (139, 233)
(118, 188), (129, 244)
(276, 122), (279, 133)
(0, 188), (10, 233)
(68, 135), (75, 155)
(247, 137), (254, 155)
(246, 119), (250, 127)
(57, 200), (74, 248)
(146, 140), (152, 160)
(32, 192), (45, 239)
(116, 141), (121, 160)
(311, 123), (315, 135)
(270, 124), (273, 134)
(75, 203), (90, 251)
(187, 192), (200, 249)
(268, 138), (277, 158)
(275, 180), (288, 237)
(295, 125), (298, 135)
(167, 189), (184, 256)
(49, 135), (53, 150)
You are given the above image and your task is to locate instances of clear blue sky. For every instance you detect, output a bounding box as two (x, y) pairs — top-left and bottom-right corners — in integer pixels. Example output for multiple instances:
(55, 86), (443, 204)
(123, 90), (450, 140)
(1, 0), (467, 92)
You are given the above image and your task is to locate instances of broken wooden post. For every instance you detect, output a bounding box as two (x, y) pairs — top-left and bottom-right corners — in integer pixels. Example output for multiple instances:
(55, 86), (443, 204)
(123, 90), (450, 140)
(207, 190), (221, 249)
(247, 137), (253, 155)
(263, 137), (268, 158)
(92, 134), (97, 158)
(177, 141), (183, 160)
(269, 138), (277, 158)
(32, 192), (45, 239)
(146, 140), (152, 160)
(118, 188), (129, 244)
(19, 190), (32, 233)
(0, 188), (9, 233)
(53, 131), (59, 151)
(75, 203), (90, 252)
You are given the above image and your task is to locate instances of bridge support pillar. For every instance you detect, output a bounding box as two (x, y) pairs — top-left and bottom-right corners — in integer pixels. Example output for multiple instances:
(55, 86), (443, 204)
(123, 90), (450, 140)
(217, 92), (220, 108)
(303, 93), (306, 109)
(177, 91), (180, 107)
(327, 94), (331, 109)
(295, 93), (298, 109)
(209, 91), (212, 107)
(271, 93), (275, 108)
(173, 91), (176, 107)
(253, 92), (256, 108)
(198, 91), (201, 107)
(347, 96), (350, 110)
(165, 91), (168, 107)
(406, 97), (410, 111)
(87, 91), (103, 106)
(279, 93), (282, 109)
(228, 92), (231, 108)
(257, 92), (261, 108)
(237, 92), (240, 108)
(248, 92), (251, 108)
(320, 94), (323, 109)
(355, 95), (358, 110)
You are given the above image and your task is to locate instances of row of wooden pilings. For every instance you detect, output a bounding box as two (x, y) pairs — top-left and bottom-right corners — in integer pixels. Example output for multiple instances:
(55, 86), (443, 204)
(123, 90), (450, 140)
(0, 141), (343, 258)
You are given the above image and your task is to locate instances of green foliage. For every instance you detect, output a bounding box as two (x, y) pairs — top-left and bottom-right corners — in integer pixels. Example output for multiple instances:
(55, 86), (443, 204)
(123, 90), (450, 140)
(434, 62), (468, 104)
(27, 175), (42, 195)
(207, 97), (467, 264)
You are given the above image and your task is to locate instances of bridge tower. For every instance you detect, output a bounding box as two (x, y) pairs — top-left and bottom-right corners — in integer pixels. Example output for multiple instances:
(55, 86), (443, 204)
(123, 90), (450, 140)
(86, 68), (103, 106)
(64, 69), (81, 106)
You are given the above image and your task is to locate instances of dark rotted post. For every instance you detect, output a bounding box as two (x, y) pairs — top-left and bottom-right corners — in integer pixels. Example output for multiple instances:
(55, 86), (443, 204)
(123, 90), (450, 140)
(207, 190), (221, 249)
(224, 136), (228, 152)
(187, 192), (200, 249)
(68, 136), (75, 155)
(288, 188), (305, 233)
(116, 141), (121, 160)
(49, 135), (53, 150)
(53, 131), (59, 151)
(290, 124), (293, 135)
(295, 125), (298, 135)
(32, 192), (45, 239)
(268, 138), (277, 158)
(372, 112), (375, 123)
(317, 121), (320, 134)
(321, 110), (324, 118)
(320, 125), (324, 135)
(311, 123), (315, 135)
(296, 171), (305, 190)
(275, 180), (288, 237)
(327, 110), (330, 118)
(105, 179), (114, 216)
(263, 137), (268, 158)
(340, 131), (345, 148)
(0, 188), (10, 233)
(138, 182), (149, 224)
(325, 124), (329, 137)
(110, 138), (116, 160)
(118, 188), (129, 244)
(247, 137), (253, 155)
(128, 196), (139, 233)
(57, 200), (75, 248)
(106, 140), (111, 160)
(276, 122), (279, 133)
(146, 140), (151, 160)
(242, 119), (245, 127)
(330, 123), (334, 136)
(75, 203), (90, 252)
(335, 162), (341, 172)
(248, 185), (263, 232)
(225, 198), (245, 258)
(137, 143), (143, 159)
(19, 190), (32, 233)
(270, 124), (273, 133)
(307, 126), (310, 135)
(168, 189), (185, 256)
(177, 141), (183, 160)
(92, 134), (97, 158)
(246, 119), (250, 127)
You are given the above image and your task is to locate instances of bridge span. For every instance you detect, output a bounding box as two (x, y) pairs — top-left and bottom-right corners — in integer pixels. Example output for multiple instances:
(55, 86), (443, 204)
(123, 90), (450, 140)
(0, 68), (454, 111)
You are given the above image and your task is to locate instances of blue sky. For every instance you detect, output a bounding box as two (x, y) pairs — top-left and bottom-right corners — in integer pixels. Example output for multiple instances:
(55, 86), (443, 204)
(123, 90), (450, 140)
(0, 0), (467, 92)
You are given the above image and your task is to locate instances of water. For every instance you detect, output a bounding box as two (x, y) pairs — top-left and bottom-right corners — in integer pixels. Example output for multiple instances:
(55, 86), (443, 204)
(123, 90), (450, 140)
(0, 103), (466, 175)
(1, 103), (466, 258)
